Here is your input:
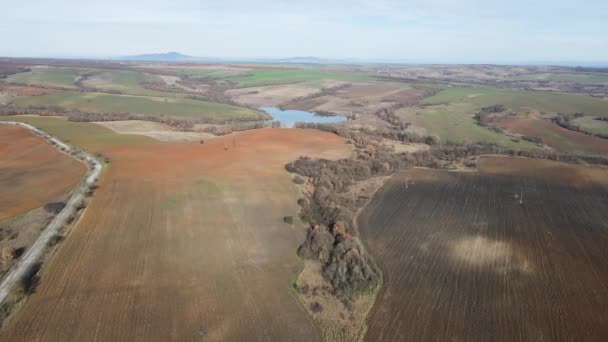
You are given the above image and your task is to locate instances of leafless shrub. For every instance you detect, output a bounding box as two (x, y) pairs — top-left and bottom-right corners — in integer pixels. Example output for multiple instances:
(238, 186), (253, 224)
(44, 202), (66, 214)
(309, 301), (324, 313)
(16, 262), (42, 295)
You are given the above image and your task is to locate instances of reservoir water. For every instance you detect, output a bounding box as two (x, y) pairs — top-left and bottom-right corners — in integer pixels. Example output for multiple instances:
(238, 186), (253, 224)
(260, 107), (347, 128)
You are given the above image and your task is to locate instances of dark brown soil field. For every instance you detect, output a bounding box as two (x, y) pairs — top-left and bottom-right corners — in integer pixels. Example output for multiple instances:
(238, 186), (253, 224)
(359, 156), (608, 341)
(0, 125), (85, 220)
(1, 128), (351, 341)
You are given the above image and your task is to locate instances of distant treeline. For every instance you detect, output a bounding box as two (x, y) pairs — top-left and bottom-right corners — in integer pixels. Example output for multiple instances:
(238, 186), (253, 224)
(0, 105), (270, 130)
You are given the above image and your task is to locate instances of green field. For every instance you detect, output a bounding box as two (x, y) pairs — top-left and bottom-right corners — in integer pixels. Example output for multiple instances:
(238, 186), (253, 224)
(180, 68), (374, 86)
(407, 84), (608, 150)
(571, 116), (608, 136)
(9, 92), (267, 122)
(423, 86), (608, 117)
(179, 69), (249, 78)
(400, 103), (535, 148)
(5, 67), (92, 89)
(80, 69), (170, 97)
(0, 116), (153, 151)
(511, 73), (608, 83)
(232, 69), (375, 86)
(5, 67), (182, 98)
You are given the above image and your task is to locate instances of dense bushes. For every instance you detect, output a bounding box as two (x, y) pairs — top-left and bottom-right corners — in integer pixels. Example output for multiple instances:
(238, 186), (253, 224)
(552, 112), (584, 129)
(474, 104), (507, 126)
(17, 262), (42, 295)
(202, 120), (280, 135)
(43, 202), (66, 214)
(521, 135), (544, 144)
(373, 103), (409, 129)
(322, 238), (381, 296)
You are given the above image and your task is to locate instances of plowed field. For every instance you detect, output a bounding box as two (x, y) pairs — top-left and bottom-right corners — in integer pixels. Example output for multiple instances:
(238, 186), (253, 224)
(359, 156), (608, 341)
(2, 128), (350, 341)
(0, 125), (85, 220)
(492, 113), (608, 155)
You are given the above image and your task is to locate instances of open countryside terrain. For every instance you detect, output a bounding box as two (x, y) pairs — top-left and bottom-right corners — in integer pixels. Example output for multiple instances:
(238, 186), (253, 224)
(0, 118), (351, 341)
(489, 112), (608, 155)
(0, 123), (87, 291)
(509, 73), (608, 83)
(177, 67), (375, 86)
(393, 85), (608, 148)
(358, 156), (608, 341)
(5, 67), (86, 89)
(10, 92), (266, 122)
(0, 125), (86, 220)
(3, 60), (608, 341)
(2, 66), (267, 122)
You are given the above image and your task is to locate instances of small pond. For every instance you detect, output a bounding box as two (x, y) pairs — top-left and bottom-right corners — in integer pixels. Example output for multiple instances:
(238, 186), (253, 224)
(260, 107), (347, 128)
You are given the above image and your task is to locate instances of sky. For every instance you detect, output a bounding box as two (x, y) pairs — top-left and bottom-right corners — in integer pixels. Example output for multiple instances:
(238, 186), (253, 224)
(1, 0), (607, 64)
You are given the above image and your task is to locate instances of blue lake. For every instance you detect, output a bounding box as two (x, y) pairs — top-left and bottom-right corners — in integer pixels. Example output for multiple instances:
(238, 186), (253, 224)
(260, 107), (347, 128)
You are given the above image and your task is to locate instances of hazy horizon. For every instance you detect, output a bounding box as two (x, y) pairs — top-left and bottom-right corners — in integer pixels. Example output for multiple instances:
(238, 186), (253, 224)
(1, 0), (607, 64)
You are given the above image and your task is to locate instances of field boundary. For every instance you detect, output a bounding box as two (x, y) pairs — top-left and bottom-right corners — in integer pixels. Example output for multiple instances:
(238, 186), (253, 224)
(0, 121), (102, 306)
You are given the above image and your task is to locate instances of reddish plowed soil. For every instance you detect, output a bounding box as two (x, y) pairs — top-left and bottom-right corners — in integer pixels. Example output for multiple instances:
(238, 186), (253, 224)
(380, 88), (430, 102)
(2, 128), (350, 341)
(0, 125), (85, 221)
(359, 156), (608, 341)
(492, 113), (608, 155)
(0, 84), (61, 96)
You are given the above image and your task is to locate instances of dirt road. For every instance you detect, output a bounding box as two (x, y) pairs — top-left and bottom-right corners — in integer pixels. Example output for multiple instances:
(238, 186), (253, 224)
(0, 121), (102, 306)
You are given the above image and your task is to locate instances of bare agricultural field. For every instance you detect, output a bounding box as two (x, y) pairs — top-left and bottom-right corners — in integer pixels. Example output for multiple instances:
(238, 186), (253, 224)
(0, 125), (86, 221)
(0, 84), (61, 97)
(227, 83), (320, 107)
(1, 128), (351, 341)
(281, 82), (431, 119)
(94, 120), (207, 142)
(358, 156), (608, 341)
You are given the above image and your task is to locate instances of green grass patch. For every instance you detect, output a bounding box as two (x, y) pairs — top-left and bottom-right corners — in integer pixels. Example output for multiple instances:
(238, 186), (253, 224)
(4, 67), (92, 89)
(81, 69), (169, 97)
(6, 67), (186, 98)
(410, 103), (534, 148)
(571, 116), (608, 136)
(423, 86), (608, 117)
(0, 116), (153, 151)
(227, 69), (375, 86)
(179, 69), (249, 78)
(8, 92), (266, 121)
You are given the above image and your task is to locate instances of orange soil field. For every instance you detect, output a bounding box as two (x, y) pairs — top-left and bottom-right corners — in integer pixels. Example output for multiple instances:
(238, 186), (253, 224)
(0, 125), (85, 221)
(2, 128), (351, 341)
(359, 156), (608, 341)
(492, 113), (608, 155)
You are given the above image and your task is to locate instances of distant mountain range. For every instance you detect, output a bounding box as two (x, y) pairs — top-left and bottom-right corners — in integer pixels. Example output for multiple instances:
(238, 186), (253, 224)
(118, 52), (348, 64)
(113, 52), (608, 67)
(119, 52), (204, 62)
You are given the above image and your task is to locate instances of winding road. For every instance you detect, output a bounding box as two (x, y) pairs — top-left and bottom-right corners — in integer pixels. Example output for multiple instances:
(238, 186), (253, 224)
(0, 121), (102, 305)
